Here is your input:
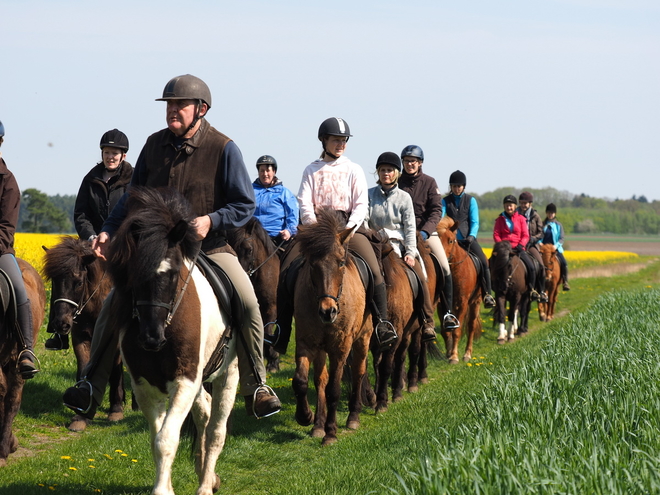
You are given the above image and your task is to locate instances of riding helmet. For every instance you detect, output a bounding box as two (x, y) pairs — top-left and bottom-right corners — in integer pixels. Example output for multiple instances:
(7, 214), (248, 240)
(546, 203), (557, 214)
(100, 129), (129, 151)
(318, 117), (352, 141)
(519, 191), (534, 202)
(503, 194), (518, 205)
(400, 145), (424, 162)
(156, 74), (212, 109)
(256, 155), (278, 172)
(449, 170), (466, 186)
(375, 152), (402, 172)
(0, 120), (4, 137)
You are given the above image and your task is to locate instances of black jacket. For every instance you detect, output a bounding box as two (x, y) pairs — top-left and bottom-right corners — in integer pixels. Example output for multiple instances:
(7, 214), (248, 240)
(74, 161), (133, 240)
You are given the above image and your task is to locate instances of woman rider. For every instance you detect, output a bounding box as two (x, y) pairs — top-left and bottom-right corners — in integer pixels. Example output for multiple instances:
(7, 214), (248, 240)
(442, 170), (496, 308)
(365, 152), (437, 341)
(0, 120), (38, 379)
(268, 118), (398, 353)
(45, 129), (134, 351)
(540, 203), (570, 291)
(398, 145), (459, 335)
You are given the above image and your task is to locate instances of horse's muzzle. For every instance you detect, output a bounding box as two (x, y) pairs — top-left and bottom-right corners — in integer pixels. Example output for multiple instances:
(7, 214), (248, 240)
(138, 325), (167, 352)
(318, 301), (339, 324)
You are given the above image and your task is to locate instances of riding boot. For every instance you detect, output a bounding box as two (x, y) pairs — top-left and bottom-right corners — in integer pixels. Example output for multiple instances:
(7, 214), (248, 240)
(45, 332), (70, 351)
(441, 273), (459, 331)
(372, 282), (397, 351)
(482, 265), (496, 308)
(17, 300), (39, 379)
(537, 267), (548, 303)
(416, 266), (437, 343)
(266, 257), (303, 355)
(561, 262), (571, 291)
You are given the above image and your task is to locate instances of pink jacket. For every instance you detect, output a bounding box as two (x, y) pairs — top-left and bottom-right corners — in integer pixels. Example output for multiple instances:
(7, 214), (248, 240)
(493, 211), (529, 249)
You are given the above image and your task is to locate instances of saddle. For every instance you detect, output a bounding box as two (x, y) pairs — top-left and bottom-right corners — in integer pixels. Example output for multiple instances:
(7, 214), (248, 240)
(0, 268), (17, 338)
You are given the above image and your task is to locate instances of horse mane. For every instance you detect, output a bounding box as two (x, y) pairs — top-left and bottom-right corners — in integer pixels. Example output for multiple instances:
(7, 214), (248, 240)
(107, 187), (199, 289)
(296, 208), (348, 261)
(436, 216), (455, 236)
(227, 217), (276, 257)
(491, 241), (513, 272)
(42, 236), (97, 280)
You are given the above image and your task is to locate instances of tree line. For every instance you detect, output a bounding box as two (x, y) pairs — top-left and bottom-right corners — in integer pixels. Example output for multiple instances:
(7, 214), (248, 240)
(16, 187), (660, 236)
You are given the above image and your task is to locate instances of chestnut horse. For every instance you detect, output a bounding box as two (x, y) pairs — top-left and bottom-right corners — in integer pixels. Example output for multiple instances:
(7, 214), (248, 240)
(538, 243), (561, 321)
(292, 209), (372, 445)
(106, 187), (238, 495)
(0, 258), (46, 467)
(436, 217), (483, 363)
(42, 237), (124, 432)
(490, 241), (531, 343)
(227, 217), (281, 372)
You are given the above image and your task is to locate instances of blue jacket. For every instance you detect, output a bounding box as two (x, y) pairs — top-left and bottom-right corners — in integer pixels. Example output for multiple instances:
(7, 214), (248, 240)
(253, 178), (299, 238)
(442, 192), (480, 240)
(542, 219), (565, 253)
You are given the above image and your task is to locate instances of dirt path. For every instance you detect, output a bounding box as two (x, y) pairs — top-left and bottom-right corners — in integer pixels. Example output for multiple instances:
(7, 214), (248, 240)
(573, 260), (657, 279)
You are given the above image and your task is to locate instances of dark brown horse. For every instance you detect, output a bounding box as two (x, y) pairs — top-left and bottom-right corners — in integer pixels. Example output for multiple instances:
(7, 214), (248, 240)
(437, 217), (483, 363)
(538, 243), (561, 321)
(227, 217), (281, 372)
(490, 241), (531, 343)
(106, 187), (238, 494)
(0, 258), (46, 467)
(42, 236), (123, 432)
(292, 209), (372, 445)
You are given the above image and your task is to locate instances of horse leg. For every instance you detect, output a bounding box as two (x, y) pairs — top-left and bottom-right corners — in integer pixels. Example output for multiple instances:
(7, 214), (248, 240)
(322, 350), (348, 446)
(107, 350), (125, 422)
(347, 332), (370, 429)
(292, 353), (314, 427)
(391, 331), (412, 402)
(197, 358), (239, 495)
(462, 299), (479, 362)
(0, 367), (23, 466)
(406, 330), (421, 393)
(375, 343), (395, 413)
(311, 352), (329, 439)
(496, 297), (507, 344)
(419, 341), (429, 384)
(509, 308), (519, 341)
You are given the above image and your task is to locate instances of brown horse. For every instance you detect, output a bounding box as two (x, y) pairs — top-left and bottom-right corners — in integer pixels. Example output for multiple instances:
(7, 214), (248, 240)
(106, 187), (238, 494)
(42, 236), (124, 432)
(490, 241), (531, 343)
(538, 243), (561, 321)
(227, 217), (281, 372)
(437, 217), (483, 363)
(0, 258), (46, 467)
(291, 209), (372, 445)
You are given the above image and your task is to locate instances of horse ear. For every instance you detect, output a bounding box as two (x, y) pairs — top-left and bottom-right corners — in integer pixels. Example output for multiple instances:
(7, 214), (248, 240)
(168, 219), (189, 246)
(42, 245), (49, 252)
(339, 228), (353, 246)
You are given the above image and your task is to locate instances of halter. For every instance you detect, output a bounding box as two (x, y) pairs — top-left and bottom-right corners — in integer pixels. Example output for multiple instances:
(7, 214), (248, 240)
(132, 251), (199, 327)
(314, 247), (349, 314)
(246, 237), (285, 277)
(53, 270), (107, 322)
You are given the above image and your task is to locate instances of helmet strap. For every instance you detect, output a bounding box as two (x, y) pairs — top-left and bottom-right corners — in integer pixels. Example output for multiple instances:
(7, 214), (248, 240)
(183, 100), (204, 137)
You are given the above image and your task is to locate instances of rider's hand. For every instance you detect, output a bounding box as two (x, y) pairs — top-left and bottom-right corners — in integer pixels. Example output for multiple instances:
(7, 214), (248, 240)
(404, 254), (415, 268)
(420, 230), (429, 241)
(92, 232), (111, 260)
(466, 235), (475, 244)
(514, 244), (524, 254)
(192, 215), (212, 241)
(279, 229), (291, 241)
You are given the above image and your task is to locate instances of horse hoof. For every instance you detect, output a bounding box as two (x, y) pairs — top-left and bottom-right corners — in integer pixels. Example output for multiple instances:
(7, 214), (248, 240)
(392, 394), (404, 403)
(266, 364), (280, 374)
(420, 377), (429, 384)
(408, 385), (419, 394)
(311, 427), (325, 438)
(295, 412), (313, 427)
(0, 458), (6, 468)
(449, 359), (459, 365)
(213, 473), (221, 492)
(322, 436), (338, 446)
(10, 433), (18, 453)
(68, 415), (91, 432)
(497, 338), (506, 345)
(107, 411), (124, 422)
(508, 337), (515, 342)
(463, 356), (471, 363)
(376, 404), (388, 414)
(346, 420), (360, 430)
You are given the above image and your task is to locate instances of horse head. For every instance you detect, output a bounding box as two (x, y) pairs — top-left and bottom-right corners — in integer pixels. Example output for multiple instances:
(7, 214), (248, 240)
(108, 187), (199, 352)
(437, 217), (459, 256)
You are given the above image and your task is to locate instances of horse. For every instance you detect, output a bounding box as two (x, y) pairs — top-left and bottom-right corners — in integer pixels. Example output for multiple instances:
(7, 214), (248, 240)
(0, 258), (46, 467)
(436, 217), (483, 363)
(226, 217), (281, 373)
(42, 236), (124, 432)
(105, 187), (238, 495)
(291, 209), (373, 446)
(538, 243), (561, 321)
(489, 241), (531, 343)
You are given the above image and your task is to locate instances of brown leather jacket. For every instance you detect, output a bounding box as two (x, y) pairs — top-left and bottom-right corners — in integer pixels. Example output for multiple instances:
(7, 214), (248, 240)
(398, 170), (443, 236)
(0, 157), (20, 256)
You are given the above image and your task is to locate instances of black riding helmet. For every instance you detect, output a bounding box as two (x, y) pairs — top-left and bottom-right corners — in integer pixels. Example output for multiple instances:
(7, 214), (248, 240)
(0, 120), (4, 138)
(100, 129), (129, 151)
(156, 75), (212, 136)
(401, 145), (424, 162)
(376, 152), (402, 172)
(503, 194), (518, 205)
(256, 155), (277, 172)
(318, 117), (352, 159)
(449, 170), (466, 186)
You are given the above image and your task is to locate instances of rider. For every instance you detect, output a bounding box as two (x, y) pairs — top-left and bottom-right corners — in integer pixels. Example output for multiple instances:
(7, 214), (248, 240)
(252, 154), (299, 253)
(268, 117), (398, 353)
(0, 120), (38, 379)
(62, 75), (281, 420)
(517, 192), (548, 303)
(541, 203), (570, 291)
(493, 195), (540, 300)
(45, 129), (134, 351)
(441, 170), (496, 308)
(365, 152), (437, 342)
(398, 145), (459, 335)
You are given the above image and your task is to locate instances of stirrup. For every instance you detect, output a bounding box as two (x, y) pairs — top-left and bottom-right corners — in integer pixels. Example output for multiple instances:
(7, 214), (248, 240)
(530, 289), (540, 301)
(443, 312), (460, 330)
(263, 322), (280, 347)
(540, 291), (549, 303)
(483, 294), (496, 308)
(375, 320), (397, 350)
(18, 349), (40, 379)
(250, 384), (280, 419)
(64, 379), (95, 415)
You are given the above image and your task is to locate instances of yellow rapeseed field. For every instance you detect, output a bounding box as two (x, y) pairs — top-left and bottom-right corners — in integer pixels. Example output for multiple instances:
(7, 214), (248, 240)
(481, 247), (637, 269)
(15, 233), (67, 275)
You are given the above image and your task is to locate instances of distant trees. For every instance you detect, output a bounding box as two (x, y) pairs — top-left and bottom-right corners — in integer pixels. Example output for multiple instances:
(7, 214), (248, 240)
(19, 188), (73, 233)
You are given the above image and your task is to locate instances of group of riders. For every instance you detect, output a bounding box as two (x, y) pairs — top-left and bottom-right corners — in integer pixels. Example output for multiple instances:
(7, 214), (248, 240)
(0, 74), (569, 427)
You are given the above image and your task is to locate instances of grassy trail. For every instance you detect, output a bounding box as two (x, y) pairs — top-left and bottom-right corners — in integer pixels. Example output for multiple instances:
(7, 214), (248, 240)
(3, 258), (659, 494)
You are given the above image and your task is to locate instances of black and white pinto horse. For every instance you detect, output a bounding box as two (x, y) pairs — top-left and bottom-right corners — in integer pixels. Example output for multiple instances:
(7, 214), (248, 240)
(106, 186), (238, 495)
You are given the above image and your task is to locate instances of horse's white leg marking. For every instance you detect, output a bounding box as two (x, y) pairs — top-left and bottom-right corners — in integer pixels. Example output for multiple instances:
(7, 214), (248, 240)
(498, 322), (507, 340)
(511, 309), (519, 338)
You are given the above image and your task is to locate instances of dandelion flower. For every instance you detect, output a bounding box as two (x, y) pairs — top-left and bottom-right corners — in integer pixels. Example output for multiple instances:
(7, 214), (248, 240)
(114, 449), (123, 453)
(69, 467), (77, 471)
(60, 456), (71, 460)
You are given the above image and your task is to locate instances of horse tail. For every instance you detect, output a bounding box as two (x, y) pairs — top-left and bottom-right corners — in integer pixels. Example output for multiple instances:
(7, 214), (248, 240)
(425, 341), (444, 360)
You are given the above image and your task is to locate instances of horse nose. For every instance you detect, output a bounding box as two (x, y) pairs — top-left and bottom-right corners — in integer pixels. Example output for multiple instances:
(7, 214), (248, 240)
(138, 326), (167, 352)
(318, 302), (339, 324)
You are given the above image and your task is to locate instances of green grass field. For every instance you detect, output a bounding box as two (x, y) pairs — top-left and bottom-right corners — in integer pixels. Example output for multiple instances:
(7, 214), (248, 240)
(3, 256), (660, 494)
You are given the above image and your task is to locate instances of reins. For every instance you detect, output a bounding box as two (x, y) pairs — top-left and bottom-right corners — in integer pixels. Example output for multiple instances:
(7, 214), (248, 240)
(247, 237), (284, 277)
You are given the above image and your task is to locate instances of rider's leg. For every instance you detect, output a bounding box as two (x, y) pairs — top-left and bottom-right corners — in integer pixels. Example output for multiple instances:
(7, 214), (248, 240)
(411, 261), (437, 342)
(209, 252), (281, 419)
(558, 251), (570, 290)
(427, 234), (459, 330)
(350, 233), (397, 350)
(529, 246), (548, 302)
(471, 241), (495, 308)
(519, 251), (539, 301)
(266, 240), (301, 354)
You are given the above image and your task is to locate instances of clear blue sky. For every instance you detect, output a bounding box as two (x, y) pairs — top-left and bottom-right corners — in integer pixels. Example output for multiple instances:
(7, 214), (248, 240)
(2, 0), (659, 201)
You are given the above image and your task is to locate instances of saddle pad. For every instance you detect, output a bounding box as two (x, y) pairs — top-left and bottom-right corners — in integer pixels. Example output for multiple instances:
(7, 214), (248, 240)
(404, 266), (420, 301)
(196, 253), (244, 332)
(348, 250), (374, 305)
(0, 268), (17, 331)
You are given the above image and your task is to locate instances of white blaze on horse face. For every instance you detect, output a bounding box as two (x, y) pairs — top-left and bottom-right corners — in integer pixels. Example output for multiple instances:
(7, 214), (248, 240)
(157, 258), (172, 274)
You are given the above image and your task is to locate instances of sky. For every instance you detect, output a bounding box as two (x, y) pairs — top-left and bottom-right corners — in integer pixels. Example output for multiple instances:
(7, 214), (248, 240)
(2, 0), (659, 201)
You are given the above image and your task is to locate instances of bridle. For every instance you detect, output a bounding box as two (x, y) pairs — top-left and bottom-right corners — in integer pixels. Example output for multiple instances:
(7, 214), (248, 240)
(314, 247), (350, 314)
(132, 251), (199, 327)
(245, 236), (284, 277)
(52, 270), (107, 322)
